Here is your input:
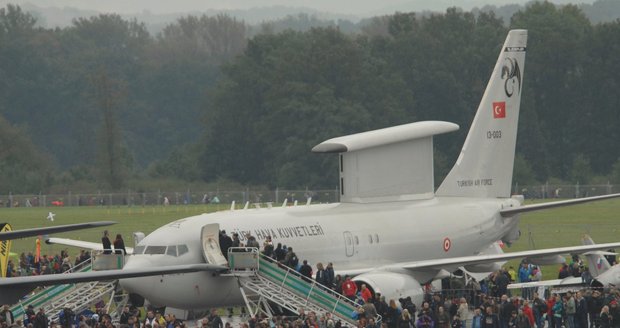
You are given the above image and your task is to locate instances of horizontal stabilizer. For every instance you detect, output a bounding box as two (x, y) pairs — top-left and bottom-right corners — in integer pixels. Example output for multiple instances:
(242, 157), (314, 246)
(500, 193), (620, 217)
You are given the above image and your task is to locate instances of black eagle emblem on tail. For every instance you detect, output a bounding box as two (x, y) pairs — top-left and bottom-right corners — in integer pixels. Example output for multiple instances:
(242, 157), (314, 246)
(501, 58), (521, 97)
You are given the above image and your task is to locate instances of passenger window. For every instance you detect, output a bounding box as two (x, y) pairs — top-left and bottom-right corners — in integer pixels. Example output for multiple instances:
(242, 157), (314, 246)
(375, 234), (379, 243)
(177, 244), (189, 256)
(133, 246), (145, 254)
(166, 245), (177, 256)
(354, 236), (359, 245)
(368, 235), (373, 244)
(144, 246), (166, 255)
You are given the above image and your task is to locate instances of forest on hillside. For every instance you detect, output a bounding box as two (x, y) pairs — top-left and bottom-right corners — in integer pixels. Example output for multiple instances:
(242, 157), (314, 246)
(1, 2), (620, 193)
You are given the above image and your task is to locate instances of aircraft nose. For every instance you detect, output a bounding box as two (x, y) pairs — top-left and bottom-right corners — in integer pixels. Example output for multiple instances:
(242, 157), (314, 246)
(118, 256), (153, 293)
(122, 254), (154, 270)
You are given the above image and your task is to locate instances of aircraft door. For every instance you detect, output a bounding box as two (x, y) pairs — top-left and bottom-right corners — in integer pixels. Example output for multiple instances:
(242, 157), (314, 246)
(201, 224), (229, 266)
(343, 231), (354, 257)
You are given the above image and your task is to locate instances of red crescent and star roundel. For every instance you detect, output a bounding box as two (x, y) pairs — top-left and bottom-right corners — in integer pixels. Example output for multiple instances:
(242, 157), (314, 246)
(443, 237), (451, 252)
(493, 101), (506, 119)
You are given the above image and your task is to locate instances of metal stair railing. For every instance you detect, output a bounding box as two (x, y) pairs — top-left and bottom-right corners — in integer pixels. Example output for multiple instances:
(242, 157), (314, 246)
(11, 256), (122, 323)
(228, 248), (370, 326)
(237, 276), (275, 318)
(258, 256), (360, 325)
(106, 285), (130, 323)
(241, 273), (353, 323)
(11, 259), (94, 319)
(46, 280), (117, 323)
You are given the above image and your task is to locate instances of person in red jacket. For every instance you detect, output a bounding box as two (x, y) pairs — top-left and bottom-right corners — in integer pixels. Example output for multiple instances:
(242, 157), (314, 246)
(521, 300), (535, 327)
(342, 276), (358, 301)
(360, 284), (373, 303)
(546, 293), (557, 328)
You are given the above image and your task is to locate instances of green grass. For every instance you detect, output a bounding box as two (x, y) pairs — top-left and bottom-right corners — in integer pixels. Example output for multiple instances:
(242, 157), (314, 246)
(1, 198), (619, 281)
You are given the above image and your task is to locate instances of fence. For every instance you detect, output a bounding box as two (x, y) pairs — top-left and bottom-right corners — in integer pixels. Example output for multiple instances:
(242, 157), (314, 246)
(0, 188), (340, 208)
(1, 183), (618, 208)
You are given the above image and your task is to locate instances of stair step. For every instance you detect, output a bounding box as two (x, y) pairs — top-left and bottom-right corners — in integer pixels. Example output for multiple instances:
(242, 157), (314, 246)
(232, 255), (364, 326)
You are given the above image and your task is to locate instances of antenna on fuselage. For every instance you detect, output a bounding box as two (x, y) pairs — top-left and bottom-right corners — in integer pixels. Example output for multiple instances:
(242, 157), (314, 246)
(281, 199), (288, 207)
(230, 201), (236, 211)
(294, 200), (298, 206)
(243, 201), (249, 210)
(306, 197), (312, 206)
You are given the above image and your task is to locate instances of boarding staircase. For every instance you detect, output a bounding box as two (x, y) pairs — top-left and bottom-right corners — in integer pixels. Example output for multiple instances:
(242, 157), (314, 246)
(228, 248), (372, 326)
(10, 254), (129, 323)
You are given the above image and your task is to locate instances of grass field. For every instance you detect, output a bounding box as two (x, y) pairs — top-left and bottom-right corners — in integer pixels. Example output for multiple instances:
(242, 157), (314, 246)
(1, 198), (619, 281)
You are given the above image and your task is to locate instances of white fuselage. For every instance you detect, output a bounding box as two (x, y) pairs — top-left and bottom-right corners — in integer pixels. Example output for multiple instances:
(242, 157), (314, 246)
(120, 196), (521, 309)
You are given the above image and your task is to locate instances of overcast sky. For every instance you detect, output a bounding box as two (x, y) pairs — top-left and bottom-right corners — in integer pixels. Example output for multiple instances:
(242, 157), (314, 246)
(1, 0), (598, 17)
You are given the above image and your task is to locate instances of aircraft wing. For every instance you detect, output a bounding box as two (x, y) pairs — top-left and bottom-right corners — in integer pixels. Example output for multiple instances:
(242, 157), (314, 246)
(0, 263), (227, 304)
(507, 277), (584, 289)
(46, 237), (134, 255)
(0, 221), (116, 241)
(389, 242), (620, 272)
(500, 193), (620, 217)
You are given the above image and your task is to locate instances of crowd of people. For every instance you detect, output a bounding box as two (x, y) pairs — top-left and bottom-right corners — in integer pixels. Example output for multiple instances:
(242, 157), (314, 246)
(5, 229), (129, 278)
(215, 230), (620, 328)
(227, 288), (620, 328)
(4, 249), (91, 278)
(4, 286), (618, 328)
(0, 303), (195, 328)
(218, 231), (342, 292)
(4, 230), (620, 328)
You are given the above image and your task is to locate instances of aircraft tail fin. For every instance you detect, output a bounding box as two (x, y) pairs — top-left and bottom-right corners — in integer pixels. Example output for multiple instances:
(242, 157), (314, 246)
(436, 29), (527, 198)
(582, 235), (612, 277)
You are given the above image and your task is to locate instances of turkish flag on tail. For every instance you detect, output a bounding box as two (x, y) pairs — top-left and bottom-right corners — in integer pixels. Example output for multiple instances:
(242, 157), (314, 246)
(493, 101), (506, 119)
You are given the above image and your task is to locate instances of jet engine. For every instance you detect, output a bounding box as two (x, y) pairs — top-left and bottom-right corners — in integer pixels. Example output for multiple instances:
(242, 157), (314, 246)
(353, 270), (425, 306)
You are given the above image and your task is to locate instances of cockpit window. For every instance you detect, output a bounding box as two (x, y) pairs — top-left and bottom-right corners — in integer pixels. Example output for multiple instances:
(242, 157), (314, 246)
(133, 246), (145, 254)
(166, 245), (177, 256)
(144, 246), (167, 255)
(177, 244), (189, 256)
(136, 245), (188, 256)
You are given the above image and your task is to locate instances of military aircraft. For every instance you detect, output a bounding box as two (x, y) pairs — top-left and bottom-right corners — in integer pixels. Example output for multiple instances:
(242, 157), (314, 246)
(508, 235), (620, 289)
(1, 29), (620, 308)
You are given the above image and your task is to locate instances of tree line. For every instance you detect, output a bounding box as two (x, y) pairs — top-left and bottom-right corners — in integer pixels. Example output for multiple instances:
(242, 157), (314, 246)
(1, 2), (620, 193)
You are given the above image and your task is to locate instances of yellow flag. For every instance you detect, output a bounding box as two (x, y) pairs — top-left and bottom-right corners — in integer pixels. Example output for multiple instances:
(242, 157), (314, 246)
(0, 223), (12, 278)
(35, 237), (41, 263)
